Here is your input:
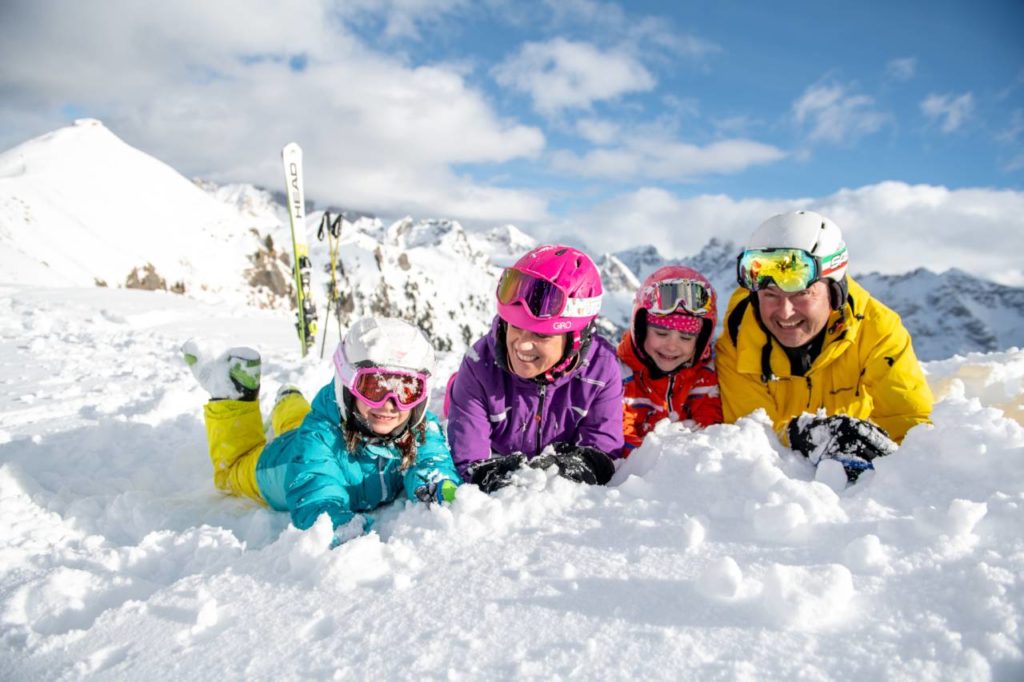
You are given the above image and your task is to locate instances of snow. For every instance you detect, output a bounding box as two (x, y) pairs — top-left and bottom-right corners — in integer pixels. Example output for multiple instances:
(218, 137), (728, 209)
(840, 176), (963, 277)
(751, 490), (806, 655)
(0, 120), (276, 300)
(1, 117), (1023, 680)
(1, 282), (1022, 680)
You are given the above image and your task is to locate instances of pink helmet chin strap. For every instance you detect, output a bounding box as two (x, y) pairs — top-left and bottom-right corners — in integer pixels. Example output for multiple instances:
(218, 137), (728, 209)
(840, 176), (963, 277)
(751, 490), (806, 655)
(541, 328), (586, 383)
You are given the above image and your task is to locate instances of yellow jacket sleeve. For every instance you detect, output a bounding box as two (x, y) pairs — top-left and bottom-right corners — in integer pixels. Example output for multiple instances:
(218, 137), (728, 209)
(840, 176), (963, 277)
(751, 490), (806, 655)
(856, 304), (933, 443)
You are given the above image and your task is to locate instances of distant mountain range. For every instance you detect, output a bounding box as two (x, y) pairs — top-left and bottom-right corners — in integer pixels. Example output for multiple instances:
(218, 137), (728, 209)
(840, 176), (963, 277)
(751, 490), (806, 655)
(1, 119), (1020, 361)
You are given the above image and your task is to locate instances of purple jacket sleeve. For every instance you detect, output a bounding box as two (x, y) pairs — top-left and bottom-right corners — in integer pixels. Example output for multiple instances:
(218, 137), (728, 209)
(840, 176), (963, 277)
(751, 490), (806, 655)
(575, 338), (626, 458)
(446, 352), (494, 477)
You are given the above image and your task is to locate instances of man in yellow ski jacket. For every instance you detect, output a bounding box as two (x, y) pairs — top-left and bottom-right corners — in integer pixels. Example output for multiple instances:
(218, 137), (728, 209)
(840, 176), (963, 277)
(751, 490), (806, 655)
(715, 210), (933, 482)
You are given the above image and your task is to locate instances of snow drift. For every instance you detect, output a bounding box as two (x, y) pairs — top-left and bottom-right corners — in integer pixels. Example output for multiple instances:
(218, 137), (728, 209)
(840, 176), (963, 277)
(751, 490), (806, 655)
(0, 283), (1021, 680)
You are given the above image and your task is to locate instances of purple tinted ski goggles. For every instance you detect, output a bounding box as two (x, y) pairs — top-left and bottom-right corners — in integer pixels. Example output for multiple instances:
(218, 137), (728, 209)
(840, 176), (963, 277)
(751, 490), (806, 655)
(496, 268), (601, 320)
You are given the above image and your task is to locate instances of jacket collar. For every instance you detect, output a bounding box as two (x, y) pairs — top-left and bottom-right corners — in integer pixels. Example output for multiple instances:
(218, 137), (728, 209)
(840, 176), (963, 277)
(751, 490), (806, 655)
(729, 277), (869, 380)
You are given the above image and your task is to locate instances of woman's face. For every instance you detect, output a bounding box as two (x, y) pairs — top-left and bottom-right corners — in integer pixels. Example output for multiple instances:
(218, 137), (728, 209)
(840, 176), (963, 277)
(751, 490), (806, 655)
(505, 324), (567, 379)
(643, 327), (698, 372)
(355, 398), (413, 434)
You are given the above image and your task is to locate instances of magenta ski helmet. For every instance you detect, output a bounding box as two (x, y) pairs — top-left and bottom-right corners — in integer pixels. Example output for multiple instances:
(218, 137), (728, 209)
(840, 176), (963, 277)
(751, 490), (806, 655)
(496, 244), (603, 337)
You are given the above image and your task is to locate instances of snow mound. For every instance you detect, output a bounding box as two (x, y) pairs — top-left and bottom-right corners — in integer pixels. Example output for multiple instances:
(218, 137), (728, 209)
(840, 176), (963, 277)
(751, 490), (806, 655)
(1, 286), (1023, 680)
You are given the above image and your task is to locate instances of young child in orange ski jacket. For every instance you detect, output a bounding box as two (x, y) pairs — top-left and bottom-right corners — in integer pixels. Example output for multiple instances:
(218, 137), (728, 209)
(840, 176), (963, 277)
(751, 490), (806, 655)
(618, 265), (722, 453)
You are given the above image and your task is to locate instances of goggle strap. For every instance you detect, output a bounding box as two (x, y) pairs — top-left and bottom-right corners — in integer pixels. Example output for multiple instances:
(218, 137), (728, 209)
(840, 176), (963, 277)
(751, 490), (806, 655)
(562, 295), (602, 318)
(819, 246), (848, 277)
(334, 345), (358, 387)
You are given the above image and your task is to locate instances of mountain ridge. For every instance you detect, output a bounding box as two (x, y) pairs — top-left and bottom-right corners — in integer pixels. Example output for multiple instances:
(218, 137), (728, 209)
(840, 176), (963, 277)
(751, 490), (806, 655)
(1, 119), (1020, 361)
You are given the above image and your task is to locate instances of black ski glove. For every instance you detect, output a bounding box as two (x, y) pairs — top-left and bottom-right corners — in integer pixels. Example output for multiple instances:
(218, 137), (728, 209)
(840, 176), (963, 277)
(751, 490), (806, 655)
(787, 413), (898, 483)
(528, 443), (615, 486)
(466, 454), (526, 493)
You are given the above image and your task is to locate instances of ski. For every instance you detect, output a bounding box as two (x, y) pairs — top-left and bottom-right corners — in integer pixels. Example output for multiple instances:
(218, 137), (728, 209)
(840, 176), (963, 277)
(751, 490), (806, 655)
(281, 142), (318, 357)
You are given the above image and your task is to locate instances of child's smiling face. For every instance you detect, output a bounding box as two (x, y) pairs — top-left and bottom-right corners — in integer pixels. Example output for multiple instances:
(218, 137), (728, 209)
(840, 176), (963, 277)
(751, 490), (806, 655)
(643, 326), (697, 372)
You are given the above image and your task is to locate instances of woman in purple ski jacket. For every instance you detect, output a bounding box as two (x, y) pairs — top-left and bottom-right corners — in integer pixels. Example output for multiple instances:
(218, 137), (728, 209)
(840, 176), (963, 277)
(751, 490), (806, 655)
(446, 244), (625, 492)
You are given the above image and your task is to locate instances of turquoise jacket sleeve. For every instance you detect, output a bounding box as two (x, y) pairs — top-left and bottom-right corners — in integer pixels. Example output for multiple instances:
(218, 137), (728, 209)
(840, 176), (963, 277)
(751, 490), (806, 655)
(284, 403), (356, 531)
(402, 412), (463, 501)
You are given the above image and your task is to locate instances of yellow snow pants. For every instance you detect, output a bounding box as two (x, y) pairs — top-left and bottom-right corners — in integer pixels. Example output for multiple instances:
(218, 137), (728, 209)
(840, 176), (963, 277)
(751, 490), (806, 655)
(202, 393), (311, 504)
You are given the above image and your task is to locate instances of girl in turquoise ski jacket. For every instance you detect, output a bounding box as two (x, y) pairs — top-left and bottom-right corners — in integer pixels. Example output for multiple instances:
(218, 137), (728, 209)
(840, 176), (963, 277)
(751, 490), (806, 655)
(185, 317), (461, 541)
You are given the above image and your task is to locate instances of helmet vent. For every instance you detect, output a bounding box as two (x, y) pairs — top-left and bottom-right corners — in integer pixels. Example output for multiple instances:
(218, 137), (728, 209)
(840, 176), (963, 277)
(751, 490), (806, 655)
(555, 248), (567, 256)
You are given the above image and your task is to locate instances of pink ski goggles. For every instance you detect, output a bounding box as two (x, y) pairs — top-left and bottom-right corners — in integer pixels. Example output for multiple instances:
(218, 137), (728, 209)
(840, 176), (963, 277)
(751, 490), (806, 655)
(346, 367), (429, 410)
(496, 268), (601, 320)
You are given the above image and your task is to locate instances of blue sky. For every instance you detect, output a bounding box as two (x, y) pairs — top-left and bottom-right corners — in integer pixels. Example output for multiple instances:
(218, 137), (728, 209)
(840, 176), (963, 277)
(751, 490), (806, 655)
(1, 0), (1023, 281)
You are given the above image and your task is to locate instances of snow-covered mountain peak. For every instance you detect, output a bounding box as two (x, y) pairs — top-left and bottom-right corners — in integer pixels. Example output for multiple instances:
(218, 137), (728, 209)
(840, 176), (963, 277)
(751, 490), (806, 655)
(201, 181), (285, 220)
(476, 223), (537, 261)
(597, 253), (642, 293)
(857, 266), (1024, 360)
(613, 244), (665, 279)
(0, 119), (275, 297)
(2, 118), (180, 188)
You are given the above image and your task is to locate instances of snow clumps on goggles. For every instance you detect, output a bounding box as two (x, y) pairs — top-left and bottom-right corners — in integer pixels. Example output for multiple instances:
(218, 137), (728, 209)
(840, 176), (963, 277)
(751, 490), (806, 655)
(496, 268), (602, 321)
(737, 246), (848, 293)
(640, 278), (713, 316)
(333, 345), (429, 410)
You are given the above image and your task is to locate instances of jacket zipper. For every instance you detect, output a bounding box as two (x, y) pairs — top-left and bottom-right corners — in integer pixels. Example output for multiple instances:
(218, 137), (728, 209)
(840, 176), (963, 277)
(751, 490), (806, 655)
(666, 374), (676, 419)
(378, 458), (388, 501)
(535, 383), (547, 456)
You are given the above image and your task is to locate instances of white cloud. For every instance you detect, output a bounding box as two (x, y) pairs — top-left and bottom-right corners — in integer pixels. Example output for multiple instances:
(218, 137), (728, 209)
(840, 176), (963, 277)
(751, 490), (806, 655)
(576, 118), (621, 144)
(623, 16), (721, 62)
(0, 0), (548, 226)
(996, 110), (1024, 171)
(921, 92), (975, 133)
(555, 182), (1024, 286)
(793, 82), (889, 144)
(712, 115), (758, 136)
(552, 135), (785, 180)
(997, 110), (1024, 144)
(340, 0), (470, 40)
(885, 57), (917, 81)
(554, 190), (796, 258)
(541, 0), (719, 62)
(1005, 153), (1024, 173)
(492, 38), (656, 115)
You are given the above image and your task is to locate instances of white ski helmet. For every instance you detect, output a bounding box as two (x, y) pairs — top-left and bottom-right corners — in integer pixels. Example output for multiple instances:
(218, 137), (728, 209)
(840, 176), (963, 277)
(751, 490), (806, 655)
(333, 317), (436, 428)
(745, 210), (848, 283)
(744, 210), (849, 308)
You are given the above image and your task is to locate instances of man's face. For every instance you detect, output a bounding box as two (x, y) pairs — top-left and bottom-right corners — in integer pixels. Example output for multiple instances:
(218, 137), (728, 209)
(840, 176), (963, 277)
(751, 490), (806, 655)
(756, 280), (832, 348)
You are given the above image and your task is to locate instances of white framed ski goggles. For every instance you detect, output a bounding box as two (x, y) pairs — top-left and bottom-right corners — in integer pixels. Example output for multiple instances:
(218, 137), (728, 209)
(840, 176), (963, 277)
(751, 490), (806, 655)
(640, 278), (713, 316)
(340, 366), (429, 410)
(496, 268), (601, 320)
(737, 246), (848, 293)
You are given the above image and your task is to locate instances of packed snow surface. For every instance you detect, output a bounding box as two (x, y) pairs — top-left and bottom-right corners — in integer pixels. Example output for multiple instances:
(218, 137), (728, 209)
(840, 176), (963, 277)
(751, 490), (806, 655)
(1, 283), (1023, 681)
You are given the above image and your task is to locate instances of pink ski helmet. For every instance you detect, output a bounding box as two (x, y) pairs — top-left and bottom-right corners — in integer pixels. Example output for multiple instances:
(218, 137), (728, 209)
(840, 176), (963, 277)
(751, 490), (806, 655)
(632, 265), (718, 366)
(496, 244), (603, 345)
